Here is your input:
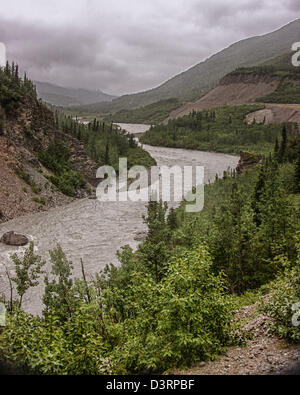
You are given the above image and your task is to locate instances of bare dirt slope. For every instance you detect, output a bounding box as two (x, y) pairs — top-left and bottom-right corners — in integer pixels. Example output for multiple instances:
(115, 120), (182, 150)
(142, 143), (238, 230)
(166, 74), (281, 122)
(0, 98), (98, 223)
(165, 73), (300, 128)
(245, 104), (300, 126)
(0, 135), (73, 223)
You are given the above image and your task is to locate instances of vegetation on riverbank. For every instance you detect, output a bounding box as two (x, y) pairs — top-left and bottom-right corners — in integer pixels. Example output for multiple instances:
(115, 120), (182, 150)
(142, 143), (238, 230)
(0, 128), (299, 374)
(38, 141), (87, 197)
(1, 61), (299, 375)
(1, 61), (156, 201)
(55, 112), (156, 170)
(140, 105), (288, 155)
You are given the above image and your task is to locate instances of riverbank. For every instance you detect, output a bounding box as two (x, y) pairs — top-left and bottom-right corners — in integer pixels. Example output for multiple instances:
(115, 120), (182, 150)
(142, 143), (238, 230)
(0, 141), (238, 315)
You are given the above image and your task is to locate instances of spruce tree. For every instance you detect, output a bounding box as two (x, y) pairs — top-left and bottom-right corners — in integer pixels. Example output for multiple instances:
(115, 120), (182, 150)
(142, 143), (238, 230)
(279, 124), (287, 163)
(167, 208), (178, 230)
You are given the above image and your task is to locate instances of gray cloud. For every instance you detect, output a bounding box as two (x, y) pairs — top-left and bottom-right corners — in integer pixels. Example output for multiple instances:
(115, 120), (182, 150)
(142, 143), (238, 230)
(0, 0), (299, 95)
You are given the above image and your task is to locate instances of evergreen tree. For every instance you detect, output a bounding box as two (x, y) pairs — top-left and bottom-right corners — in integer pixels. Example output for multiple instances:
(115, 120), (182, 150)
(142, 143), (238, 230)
(140, 200), (170, 282)
(167, 208), (178, 230)
(252, 165), (266, 226)
(274, 137), (279, 159)
(279, 124), (287, 163)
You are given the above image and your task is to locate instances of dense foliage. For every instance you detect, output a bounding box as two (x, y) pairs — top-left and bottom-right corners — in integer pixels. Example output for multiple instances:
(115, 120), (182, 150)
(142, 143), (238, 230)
(0, 62), (37, 117)
(55, 113), (156, 170)
(0, 239), (236, 374)
(262, 238), (300, 342)
(38, 141), (87, 197)
(140, 105), (285, 155)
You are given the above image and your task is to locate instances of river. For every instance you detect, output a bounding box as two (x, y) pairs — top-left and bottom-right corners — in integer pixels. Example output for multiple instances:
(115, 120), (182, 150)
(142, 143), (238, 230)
(0, 124), (239, 315)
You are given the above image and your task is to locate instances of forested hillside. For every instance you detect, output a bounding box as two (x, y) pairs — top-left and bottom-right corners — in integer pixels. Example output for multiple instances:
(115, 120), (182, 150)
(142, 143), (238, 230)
(0, 62), (154, 221)
(140, 104), (289, 155)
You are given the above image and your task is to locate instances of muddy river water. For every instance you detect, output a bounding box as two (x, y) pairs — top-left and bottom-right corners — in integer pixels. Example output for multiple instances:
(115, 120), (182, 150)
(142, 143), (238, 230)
(0, 124), (239, 314)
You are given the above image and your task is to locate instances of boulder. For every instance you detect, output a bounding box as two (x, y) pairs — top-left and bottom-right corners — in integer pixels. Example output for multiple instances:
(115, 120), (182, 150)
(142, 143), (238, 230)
(0, 231), (29, 246)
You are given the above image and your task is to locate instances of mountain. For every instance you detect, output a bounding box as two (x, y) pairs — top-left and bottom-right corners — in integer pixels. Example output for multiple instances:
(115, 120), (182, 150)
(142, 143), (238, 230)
(103, 98), (182, 124)
(35, 81), (117, 107)
(166, 69), (300, 126)
(71, 19), (300, 114)
(166, 50), (300, 123)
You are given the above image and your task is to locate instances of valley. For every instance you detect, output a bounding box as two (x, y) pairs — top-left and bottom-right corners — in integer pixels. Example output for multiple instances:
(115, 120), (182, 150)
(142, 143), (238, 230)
(0, 14), (299, 376)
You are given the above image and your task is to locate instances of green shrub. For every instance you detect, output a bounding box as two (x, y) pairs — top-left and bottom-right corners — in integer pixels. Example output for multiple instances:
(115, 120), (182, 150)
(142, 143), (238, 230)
(262, 235), (300, 342)
(38, 141), (86, 196)
(16, 169), (41, 194)
(110, 247), (236, 373)
(0, 243), (237, 375)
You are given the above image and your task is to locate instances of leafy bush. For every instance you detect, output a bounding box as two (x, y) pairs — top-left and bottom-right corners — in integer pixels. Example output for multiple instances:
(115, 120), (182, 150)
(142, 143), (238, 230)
(110, 247), (236, 373)
(0, 306), (106, 375)
(15, 169), (41, 194)
(48, 170), (86, 197)
(0, 242), (237, 375)
(262, 235), (300, 342)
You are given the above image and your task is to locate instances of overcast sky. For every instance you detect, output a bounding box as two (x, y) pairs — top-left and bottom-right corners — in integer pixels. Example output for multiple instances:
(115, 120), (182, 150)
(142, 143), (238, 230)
(0, 0), (299, 95)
